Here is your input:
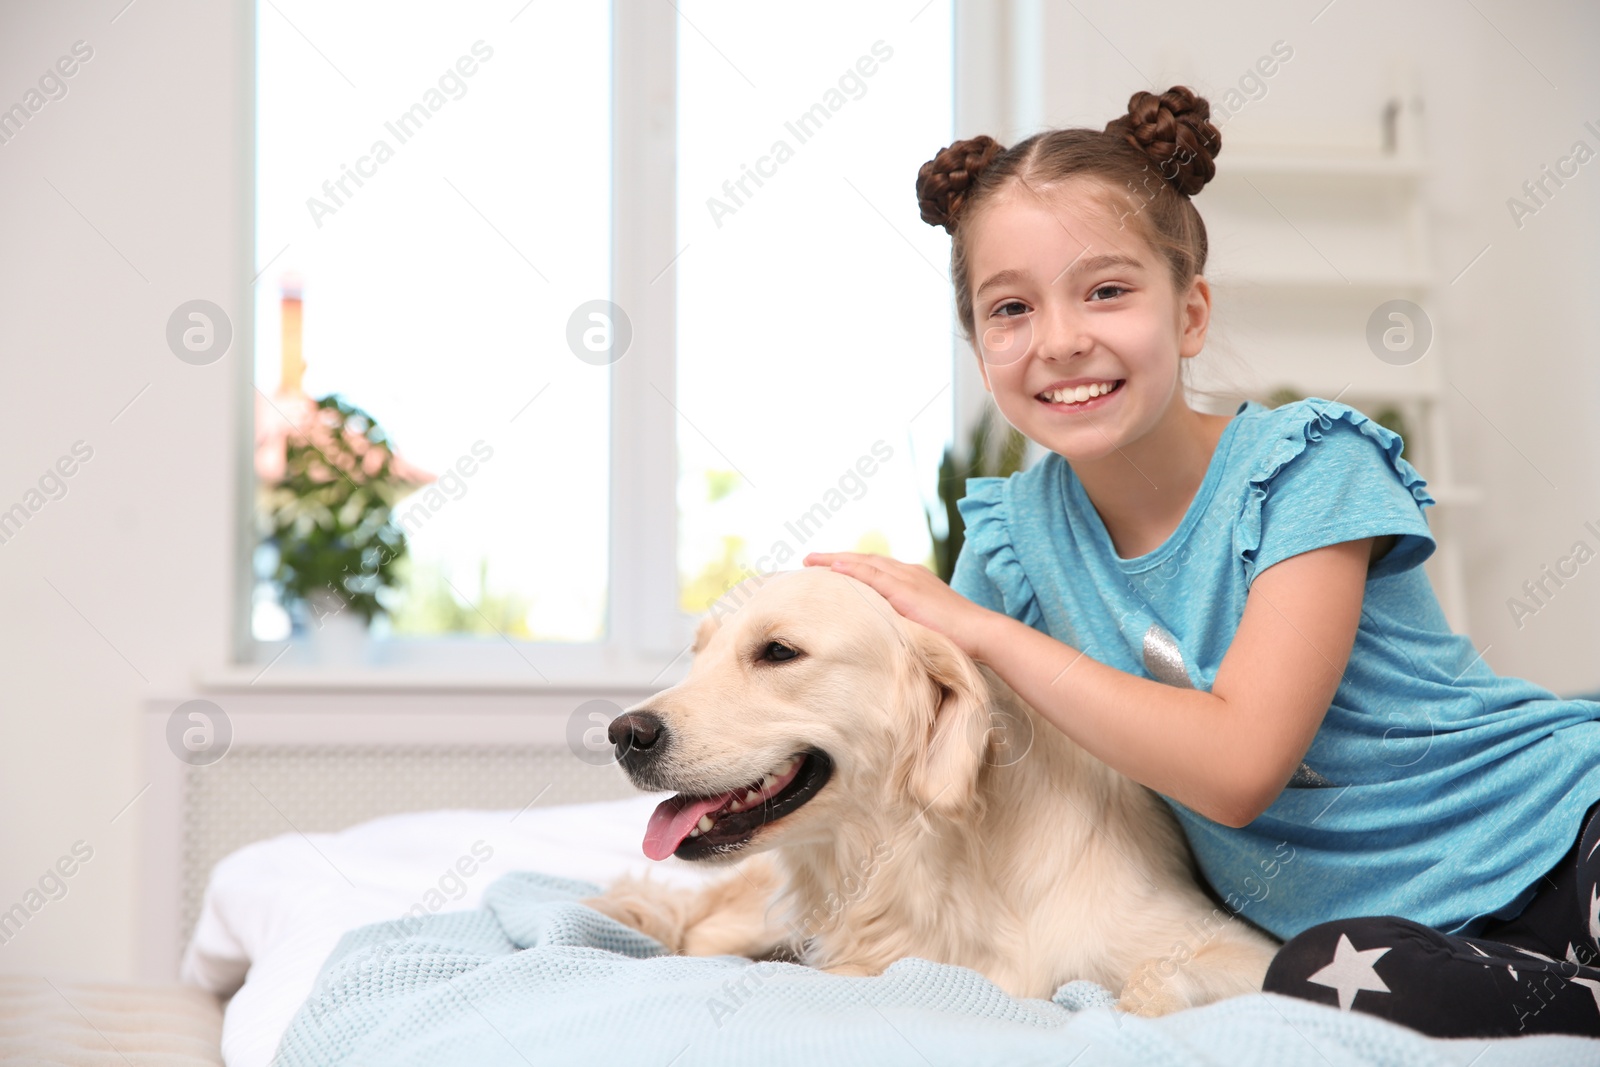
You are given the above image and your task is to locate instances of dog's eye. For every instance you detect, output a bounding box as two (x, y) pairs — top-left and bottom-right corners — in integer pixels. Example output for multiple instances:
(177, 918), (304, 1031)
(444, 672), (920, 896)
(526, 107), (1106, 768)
(762, 641), (800, 663)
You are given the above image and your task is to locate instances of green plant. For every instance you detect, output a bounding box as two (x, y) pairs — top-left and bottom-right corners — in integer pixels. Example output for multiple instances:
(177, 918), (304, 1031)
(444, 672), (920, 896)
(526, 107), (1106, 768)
(925, 406), (1028, 583)
(261, 394), (421, 626)
(388, 555), (534, 637)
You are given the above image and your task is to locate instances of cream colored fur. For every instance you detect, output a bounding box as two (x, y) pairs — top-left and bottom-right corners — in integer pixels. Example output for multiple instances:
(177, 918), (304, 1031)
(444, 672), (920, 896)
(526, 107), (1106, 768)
(583, 568), (1278, 1015)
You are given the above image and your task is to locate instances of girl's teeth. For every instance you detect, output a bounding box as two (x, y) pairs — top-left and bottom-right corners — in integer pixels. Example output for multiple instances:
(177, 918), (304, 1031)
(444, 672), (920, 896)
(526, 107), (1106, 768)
(1043, 381), (1116, 404)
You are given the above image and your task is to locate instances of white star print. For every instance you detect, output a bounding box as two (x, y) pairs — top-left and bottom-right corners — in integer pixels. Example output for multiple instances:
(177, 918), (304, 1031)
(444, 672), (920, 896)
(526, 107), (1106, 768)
(1463, 941), (1516, 979)
(1565, 943), (1600, 1016)
(1307, 933), (1392, 1012)
(1513, 944), (1558, 963)
(1589, 885), (1599, 945)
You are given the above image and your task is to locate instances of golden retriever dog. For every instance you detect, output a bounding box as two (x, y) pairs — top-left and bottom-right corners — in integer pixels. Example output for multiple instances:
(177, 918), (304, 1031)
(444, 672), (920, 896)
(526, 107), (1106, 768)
(582, 567), (1278, 1015)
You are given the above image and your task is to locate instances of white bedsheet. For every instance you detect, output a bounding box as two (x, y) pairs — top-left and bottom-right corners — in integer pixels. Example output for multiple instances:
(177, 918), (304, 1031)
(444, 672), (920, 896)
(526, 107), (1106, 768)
(180, 794), (722, 1067)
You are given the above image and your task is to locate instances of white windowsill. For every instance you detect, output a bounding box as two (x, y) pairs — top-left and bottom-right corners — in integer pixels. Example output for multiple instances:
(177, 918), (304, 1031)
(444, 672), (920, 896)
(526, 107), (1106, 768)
(196, 667), (683, 694)
(201, 637), (697, 694)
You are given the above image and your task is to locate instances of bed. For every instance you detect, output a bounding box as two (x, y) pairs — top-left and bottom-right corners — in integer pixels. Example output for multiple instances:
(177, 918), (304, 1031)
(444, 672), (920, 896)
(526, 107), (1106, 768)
(12, 790), (1590, 1065)
(147, 794), (1597, 1066)
(0, 697), (1557, 1064)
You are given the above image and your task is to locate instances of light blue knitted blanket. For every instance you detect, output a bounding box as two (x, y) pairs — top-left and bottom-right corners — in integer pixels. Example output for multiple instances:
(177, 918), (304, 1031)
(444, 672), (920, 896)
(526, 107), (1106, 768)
(270, 871), (1599, 1066)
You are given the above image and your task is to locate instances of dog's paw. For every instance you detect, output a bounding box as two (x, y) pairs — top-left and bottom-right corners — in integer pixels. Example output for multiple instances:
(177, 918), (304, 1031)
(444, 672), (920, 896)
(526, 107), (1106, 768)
(1114, 987), (1186, 1017)
(1114, 959), (1190, 1017)
(580, 879), (690, 954)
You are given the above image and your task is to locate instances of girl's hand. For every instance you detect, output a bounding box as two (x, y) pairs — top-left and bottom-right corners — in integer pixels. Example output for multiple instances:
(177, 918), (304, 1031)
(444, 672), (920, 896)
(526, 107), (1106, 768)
(802, 551), (993, 660)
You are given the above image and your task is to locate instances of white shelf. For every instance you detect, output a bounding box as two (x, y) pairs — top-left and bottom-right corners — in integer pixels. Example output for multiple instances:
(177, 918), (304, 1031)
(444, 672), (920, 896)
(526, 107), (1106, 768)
(1428, 484), (1485, 507)
(1209, 273), (1431, 293)
(1215, 152), (1425, 182)
(1199, 124), (1476, 631)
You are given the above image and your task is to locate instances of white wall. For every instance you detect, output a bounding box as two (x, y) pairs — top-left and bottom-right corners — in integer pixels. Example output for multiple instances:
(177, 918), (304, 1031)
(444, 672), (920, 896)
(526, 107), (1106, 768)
(0, 0), (1595, 981)
(0, 0), (249, 978)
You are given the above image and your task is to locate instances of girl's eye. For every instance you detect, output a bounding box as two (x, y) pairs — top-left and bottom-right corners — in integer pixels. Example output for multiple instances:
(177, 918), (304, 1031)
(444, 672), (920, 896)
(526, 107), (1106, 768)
(763, 641), (799, 663)
(1089, 284), (1127, 301)
(993, 300), (1029, 318)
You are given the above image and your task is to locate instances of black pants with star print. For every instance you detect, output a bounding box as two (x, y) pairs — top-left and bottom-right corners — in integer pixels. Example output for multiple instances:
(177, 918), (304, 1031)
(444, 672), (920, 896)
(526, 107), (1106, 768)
(1262, 797), (1600, 1038)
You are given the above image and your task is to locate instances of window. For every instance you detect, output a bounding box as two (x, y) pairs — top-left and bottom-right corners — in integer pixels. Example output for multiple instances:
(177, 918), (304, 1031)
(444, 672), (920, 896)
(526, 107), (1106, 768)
(247, 1), (953, 676)
(675, 2), (956, 615)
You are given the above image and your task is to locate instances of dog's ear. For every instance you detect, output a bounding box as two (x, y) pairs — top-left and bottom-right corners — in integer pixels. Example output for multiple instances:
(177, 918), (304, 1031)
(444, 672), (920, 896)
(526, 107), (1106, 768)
(901, 622), (993, 820)
(691, 615), (719, 656)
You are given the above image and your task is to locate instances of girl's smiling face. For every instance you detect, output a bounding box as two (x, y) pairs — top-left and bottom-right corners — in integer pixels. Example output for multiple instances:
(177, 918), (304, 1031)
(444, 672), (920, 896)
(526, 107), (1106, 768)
(965, 177), (1211, 463)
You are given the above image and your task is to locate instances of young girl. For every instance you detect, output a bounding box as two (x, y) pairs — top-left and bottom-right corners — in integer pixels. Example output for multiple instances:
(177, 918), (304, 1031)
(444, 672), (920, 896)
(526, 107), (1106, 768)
(803, 86), (1600, 1039)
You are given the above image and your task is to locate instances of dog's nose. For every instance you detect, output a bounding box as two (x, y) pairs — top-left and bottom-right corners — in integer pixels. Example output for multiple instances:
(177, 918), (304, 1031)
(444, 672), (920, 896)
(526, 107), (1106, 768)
(608, 711), (664, 754)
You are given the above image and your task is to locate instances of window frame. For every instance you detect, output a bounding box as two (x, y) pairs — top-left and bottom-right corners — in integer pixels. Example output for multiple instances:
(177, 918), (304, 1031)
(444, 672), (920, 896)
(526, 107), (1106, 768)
(232, 0), (989, 690)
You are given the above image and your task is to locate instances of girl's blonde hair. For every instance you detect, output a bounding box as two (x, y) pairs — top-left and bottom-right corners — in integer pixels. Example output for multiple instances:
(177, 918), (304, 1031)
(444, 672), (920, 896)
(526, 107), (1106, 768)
(916, 86), (1222, 345)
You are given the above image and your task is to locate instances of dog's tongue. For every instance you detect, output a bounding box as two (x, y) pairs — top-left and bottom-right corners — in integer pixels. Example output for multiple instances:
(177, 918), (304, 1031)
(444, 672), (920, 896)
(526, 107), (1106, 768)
(643, 791), (735, 861)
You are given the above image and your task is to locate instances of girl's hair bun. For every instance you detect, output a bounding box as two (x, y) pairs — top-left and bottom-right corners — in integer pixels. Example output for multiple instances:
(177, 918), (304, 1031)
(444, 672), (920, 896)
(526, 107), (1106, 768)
(916, 135), (1006, 233)
(1103, 86), (1221, 197)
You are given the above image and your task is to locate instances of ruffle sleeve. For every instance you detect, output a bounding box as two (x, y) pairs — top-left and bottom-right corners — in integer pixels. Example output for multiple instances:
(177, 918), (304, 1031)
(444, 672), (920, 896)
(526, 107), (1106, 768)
(951, 476), (1047, 630)
(1234, 399), (1437, 585)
